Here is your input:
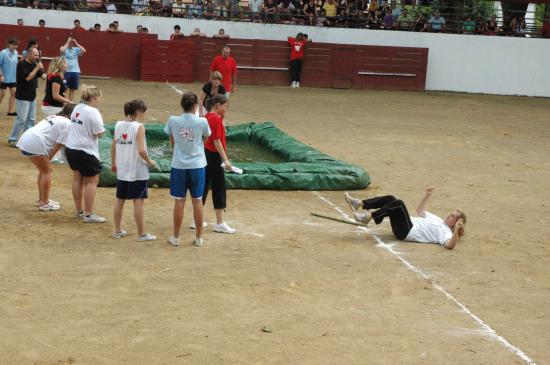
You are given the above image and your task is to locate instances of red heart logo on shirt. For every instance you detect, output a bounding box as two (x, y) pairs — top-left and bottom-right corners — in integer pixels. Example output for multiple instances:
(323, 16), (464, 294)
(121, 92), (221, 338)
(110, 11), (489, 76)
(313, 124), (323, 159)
(75, 112), (80, 118)
(122, 134), (127, 140)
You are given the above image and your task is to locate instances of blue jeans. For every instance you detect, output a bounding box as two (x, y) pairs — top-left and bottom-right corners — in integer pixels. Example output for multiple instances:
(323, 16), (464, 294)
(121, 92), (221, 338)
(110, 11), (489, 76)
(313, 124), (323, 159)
(9, 99), (36, 142)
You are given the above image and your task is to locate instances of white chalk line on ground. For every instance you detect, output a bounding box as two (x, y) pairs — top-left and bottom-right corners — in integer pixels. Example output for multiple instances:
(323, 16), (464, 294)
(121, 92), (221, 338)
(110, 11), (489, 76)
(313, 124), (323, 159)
(312, 191), (537, 365)
(168, 83), (184, 95)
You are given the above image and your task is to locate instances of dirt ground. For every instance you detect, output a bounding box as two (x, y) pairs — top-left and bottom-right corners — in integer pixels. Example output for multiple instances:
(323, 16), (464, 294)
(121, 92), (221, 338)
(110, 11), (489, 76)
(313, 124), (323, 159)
(1, 79), (549, 365)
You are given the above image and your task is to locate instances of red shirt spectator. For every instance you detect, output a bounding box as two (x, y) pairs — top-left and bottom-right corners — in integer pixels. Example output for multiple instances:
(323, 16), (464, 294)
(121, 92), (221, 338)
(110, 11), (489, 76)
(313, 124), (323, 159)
(288, 36), (307, 60)
(209, 46), (237, 93)
(204, 112), (226, 153)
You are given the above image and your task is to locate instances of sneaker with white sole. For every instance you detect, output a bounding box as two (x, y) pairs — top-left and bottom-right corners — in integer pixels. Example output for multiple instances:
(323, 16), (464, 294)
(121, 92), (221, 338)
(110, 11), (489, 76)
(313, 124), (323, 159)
(112, 230), (128, 239)
(295, 82), (300, 88)
(290, 81), (296, 88)
(344, 192), (362, 212)
(190, 221), (208, 229)
(74, 211), (84, 219)
(193, 237), (204, 247)
(138, 233), (157, 242)
(167, 236), (180, 246)
(83, 213), (106, 223)
(36, 199), (60, 207)
(213, 222), (236, 234)
(39, 202), (60, 211)
(353, 212), (371, 224)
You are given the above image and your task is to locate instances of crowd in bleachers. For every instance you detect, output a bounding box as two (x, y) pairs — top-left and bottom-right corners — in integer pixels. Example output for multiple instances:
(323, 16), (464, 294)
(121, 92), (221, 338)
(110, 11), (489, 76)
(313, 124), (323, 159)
(2, 0), (549, 37)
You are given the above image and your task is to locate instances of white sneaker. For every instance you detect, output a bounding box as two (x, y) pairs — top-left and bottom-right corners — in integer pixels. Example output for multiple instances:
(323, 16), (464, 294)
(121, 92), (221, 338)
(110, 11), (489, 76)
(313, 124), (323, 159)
(290, 82), (296, 88)
(167, 236), (180, 246)
(295, 82), (300, 88)
(83, 213), (106, 223)
(112, 230), (128, 239)
(36, 199), (60, 207)
(138, 233), (157, 242)
(190, 221), (208, 229)
(213, 222), (236, 234)
(39, 202), (60, 211)
(193, 237), (204, 247)
(353, 212), (371, 224)
(344, 192), (362, 212)
(74, 211), (84, 219)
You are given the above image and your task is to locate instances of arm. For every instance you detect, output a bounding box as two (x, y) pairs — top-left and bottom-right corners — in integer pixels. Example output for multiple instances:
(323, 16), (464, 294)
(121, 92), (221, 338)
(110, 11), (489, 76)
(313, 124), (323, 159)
(74, 42), (86, 54)
(416, 187), (434, 217)
(25, 62), (44, 82)
(48, 144), (63, 161)
(136, 125), (155, 167)
(52, 82), (71, 104)
(213, 139), (232, 171)
(60, 41), (69, 53)
(111, 136), (117, 172)
(231, 63), (237, 92)
(443, 219), (464, 250)
(169, 134), (175, 146)
(199, 90), (207, 115)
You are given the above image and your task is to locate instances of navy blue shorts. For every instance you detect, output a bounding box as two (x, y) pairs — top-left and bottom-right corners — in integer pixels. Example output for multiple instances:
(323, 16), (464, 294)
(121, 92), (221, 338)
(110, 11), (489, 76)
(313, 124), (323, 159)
(116, 180), (148, 200)
(21, 149), (39, 157)
(170, 167), (205, 199)
(64, 72), (80, 90)
(0, 82), (16, 89)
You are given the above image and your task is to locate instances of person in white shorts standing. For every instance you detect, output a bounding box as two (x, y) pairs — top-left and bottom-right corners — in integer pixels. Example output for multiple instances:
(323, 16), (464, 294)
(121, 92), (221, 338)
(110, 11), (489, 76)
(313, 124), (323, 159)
(64, 85), (106, 223)
(111, 99), (157, 242)
(16, 104), (75, 211)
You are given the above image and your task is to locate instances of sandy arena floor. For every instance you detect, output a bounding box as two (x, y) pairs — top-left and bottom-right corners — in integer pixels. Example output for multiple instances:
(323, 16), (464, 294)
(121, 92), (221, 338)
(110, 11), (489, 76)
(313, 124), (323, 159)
(1, 79), (549, 365)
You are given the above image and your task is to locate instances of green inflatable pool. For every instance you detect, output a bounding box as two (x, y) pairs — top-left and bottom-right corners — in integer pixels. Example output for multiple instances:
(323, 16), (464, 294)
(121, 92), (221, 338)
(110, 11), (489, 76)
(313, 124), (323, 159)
(98, 122), (371, 191)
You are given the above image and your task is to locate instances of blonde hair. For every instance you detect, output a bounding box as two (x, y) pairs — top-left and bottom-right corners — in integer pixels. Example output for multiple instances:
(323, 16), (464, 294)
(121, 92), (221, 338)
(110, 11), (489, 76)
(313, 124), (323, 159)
(211, 71), (223, 81)
(453, 209), (467, 238)
(80, 84), (102, 102)
(48, 57), (66, 77)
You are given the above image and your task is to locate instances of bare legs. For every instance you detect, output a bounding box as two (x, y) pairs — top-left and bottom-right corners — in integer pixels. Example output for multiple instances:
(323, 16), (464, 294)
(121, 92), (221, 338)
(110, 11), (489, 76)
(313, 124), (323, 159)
(29, 156), (52, 204)
(71, 170), (99, 214)
(114, 198), (146, 236)
(0, 87), (16, 114)
(173, 197), (204, 239)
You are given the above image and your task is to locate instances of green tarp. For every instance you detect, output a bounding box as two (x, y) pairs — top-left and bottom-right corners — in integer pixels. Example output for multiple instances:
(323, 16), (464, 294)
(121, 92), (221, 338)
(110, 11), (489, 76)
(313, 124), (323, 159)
(98, 122), (371, 190)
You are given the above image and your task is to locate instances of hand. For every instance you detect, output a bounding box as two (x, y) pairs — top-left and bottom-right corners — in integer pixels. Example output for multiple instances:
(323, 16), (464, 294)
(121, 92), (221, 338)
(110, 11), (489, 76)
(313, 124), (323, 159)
(425, 187), (435, 195)
(37, 62), (44, 70)
(455, 219), (464, 230)
(111, 165), (117, 172)
(148, 160), (157, 169)
(223, 160), (232, 172)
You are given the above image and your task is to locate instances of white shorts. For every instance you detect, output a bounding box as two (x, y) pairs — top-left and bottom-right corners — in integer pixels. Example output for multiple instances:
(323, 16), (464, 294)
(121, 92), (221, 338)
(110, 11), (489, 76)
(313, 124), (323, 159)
(41, 105), (63, 117)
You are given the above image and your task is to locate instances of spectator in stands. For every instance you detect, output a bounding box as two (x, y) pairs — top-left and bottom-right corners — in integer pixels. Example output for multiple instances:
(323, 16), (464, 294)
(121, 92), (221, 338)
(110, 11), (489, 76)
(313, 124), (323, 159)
(199, 71), (225, 116)
(73, 19), (84, 31)
(517, 17), (526, 37)
(190, 27), (207, 37)
(17, 19), (24, 26)
(213, 28), (230, 39)
(540, 22), (550, 38)
(0, 38), (19, 117)
(89, 23), (101, 32)
(427, 11), (445, 33)
(487, 15), (501, 35)
(346, 0), (362, 28)
(214, 0), (229, 19)
(335, 7), (349, 28)
(172, 0), (186, 17)
(323, 0), (337, 19)
(142, 27), (150, 34)
(170, 25), (184, 40)
(414, 12), (428, 32)
(475, 16), (488, 35)
(263, 0), (278, 23)
(60, 36), (86, 102)
(382, 8), (396, 30)
(8, 47), (45, 146)
(397, 8), (414, 31)
(389, 0), (400, 18)
(462, 15), (476, 35)
(316, 8), (329, 27)
(108, 23), (121, 33)
(288, 32), (309, 88)
(106, 1), (117, 13)
(249, 0), (263, 22)
(39, 19), (46, 27)
(210, 46), (237, 96)
(302, 0), (316, 26)
(41, 57), (71, 117)
(367, 0), (378, 17)
(367, 9), (383, 29)
(137, 25), (143, 33)
(87, 0), (103, 12)
(132, 0), (148, 14)
(504, 17), (518, 36)
(189, 0), (203, 18)
(277, 0), (295, 23)
(113, 21), (122, 32)
(204, 0), (216, 19)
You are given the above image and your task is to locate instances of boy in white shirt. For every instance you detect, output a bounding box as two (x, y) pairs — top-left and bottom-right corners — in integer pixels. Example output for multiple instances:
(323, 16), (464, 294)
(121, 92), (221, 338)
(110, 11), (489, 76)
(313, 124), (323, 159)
(111, 100), (157, 241)
(346, 187), (466, 249)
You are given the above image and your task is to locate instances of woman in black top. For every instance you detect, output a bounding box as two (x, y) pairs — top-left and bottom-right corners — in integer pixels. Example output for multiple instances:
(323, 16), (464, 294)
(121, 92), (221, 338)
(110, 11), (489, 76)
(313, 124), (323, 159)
(41, 57), (71, 117)
(199, 71), (226, 116)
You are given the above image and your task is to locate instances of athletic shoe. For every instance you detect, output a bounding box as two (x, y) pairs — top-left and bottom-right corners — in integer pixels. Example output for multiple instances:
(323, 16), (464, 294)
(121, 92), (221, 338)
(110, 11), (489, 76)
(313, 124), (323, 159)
(112, 230), (128, 239)
(74, 211), (84, 219)
(167, 236), (180, 246)
(190, 221), (208, 229)
(290, 82), (296, 88)
(36, 199), (60, 207)
(353, 212), (371, 224)
(50, 158), (64, 164)
(83, 213), (106, 223)
(213, 222), (236, 234)
(39, 202), (60, 211)
(7, 112), (17, 116)
(7, 140), (17, 147)
(193, 238), (204, 247)
(344, 192), (362, 212)
(138, 233), (157, 242)
(296, 82), (300, 88)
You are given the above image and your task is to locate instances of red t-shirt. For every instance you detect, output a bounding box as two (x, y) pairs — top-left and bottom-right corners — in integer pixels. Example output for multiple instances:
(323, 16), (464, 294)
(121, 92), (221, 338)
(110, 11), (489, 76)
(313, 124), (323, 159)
(209, 55), (237, 91)
(288, 37), (306, 60)
(204, 112), (226, 153)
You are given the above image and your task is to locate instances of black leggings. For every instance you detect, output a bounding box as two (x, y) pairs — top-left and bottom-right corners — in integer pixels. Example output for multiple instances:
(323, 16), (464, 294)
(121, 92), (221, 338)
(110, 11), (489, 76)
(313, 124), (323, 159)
(203, 149), (226, 209)
(290, 59), (302, 83)
(362, 195), (413, 240)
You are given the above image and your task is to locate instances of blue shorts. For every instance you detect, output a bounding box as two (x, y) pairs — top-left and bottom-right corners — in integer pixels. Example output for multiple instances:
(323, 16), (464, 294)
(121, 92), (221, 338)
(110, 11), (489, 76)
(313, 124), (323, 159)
(116, 180), (148, 200)
(170, 167), (205, 199)
(64, 72), (80, 90)
(21, 149), (39, 157)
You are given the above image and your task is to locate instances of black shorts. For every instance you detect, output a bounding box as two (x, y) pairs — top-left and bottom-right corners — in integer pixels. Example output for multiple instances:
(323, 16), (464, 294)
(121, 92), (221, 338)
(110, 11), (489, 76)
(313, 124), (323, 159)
(0, 83), (16, 89)
(65, 147), (102, 177)
(116, 180), (148, 200)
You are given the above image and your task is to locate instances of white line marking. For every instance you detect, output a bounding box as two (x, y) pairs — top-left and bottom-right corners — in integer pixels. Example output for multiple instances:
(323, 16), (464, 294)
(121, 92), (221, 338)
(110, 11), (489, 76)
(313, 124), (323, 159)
(168, 83), (184, 95)
(312, 191), (537, 365)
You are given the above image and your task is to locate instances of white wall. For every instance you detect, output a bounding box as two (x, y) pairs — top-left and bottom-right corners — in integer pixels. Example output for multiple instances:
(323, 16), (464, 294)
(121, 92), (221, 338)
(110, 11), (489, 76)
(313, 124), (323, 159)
(2, 7), (549, 97)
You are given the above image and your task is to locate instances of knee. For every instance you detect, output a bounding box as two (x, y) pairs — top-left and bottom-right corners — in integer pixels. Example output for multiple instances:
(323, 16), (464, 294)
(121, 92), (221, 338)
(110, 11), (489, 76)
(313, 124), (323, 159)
(394, 199), (405, 206)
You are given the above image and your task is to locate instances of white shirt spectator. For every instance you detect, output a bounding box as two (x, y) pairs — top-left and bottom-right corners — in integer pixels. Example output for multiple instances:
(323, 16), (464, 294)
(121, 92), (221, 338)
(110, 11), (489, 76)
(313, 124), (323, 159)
(106, 3), (117, 13)
(132, 0), (148, 13)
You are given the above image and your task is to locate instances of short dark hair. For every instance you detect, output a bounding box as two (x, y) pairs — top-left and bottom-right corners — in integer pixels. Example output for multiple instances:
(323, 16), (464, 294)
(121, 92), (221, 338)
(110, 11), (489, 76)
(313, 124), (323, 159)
(57, 103), (76, 118)
(124, 99), (147, 116)
(113, 20), (119, 24)
(205, 94), (228, 112)
(74, 19), (80, 23)
(94, 23), (101, 28)
(109, 23), (115, 28)
(26, 38), (37, 51)
(39, 19), (45, 24)
(7, 37), (18, 46)
(174, 25), (181, 30)
(180, 92), (198, 112)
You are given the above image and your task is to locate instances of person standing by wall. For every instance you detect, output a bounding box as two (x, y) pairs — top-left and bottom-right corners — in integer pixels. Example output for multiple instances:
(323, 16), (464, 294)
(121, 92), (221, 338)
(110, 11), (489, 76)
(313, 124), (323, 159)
(60, 36), (86, 102)
(0, 37), (19, 117)
(209, 45), (237, 97)
(8, 47), (45, 146)
(287, 33), (309, 88)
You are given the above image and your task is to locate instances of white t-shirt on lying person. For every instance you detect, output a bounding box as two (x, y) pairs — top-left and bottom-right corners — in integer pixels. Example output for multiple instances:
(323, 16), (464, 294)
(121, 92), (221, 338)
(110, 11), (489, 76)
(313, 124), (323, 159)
(16, 115), (71, 155)
(66, 103), (105, 160)
(405, 211), (452, 245)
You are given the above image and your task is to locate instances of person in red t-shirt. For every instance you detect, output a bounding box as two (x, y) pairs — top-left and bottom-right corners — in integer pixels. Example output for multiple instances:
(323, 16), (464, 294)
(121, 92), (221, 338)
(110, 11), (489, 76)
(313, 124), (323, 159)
(287, 33), (310, 88)
(202, 94), (236, 234)
(209, 46), (237, 97)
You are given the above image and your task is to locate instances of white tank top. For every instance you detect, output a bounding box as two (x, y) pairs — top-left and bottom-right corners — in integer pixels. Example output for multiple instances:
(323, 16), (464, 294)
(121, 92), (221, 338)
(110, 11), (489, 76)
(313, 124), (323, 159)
(114, 120), (149, 182)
